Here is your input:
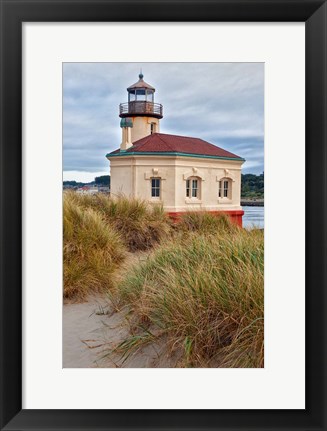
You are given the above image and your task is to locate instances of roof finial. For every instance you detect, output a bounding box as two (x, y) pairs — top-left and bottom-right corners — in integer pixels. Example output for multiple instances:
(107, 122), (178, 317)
(139, 68), (144, 80)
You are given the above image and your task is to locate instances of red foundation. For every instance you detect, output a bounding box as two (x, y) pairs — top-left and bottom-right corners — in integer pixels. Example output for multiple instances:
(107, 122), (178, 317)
(167, 210), (244, 227)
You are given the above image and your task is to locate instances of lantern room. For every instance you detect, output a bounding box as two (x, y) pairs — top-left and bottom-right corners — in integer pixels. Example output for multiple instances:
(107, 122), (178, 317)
(119, 73), (163, 119)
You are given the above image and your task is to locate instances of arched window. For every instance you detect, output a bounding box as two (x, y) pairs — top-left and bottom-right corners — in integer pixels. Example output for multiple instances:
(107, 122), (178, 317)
(186, 177), (201, 199)
(218, 178), (232, 199)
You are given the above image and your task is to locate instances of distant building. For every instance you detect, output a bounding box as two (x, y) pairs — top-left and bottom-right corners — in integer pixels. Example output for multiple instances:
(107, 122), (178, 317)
(76, 186), (98, 195)
(106, 73), (245, 226)
(98, 186), (110, 194)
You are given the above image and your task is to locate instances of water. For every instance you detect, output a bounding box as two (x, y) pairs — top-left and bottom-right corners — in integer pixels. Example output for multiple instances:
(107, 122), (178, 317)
(242, 206), (264, 229)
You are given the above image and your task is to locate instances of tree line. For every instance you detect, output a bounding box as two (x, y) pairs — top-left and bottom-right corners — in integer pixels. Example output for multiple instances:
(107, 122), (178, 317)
(241, 172), (264, 199)
(63, 175), (110, 188)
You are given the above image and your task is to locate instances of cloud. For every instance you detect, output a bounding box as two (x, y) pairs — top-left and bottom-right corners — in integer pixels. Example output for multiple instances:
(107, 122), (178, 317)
(63, 62), (264, 181)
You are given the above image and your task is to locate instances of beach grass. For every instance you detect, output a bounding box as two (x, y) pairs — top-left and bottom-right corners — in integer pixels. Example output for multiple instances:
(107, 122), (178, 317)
(64, 191), (171, 251)
(63, 192), (264, 368)
(63, 193), (126, 299)
(115, 221), (264, 368)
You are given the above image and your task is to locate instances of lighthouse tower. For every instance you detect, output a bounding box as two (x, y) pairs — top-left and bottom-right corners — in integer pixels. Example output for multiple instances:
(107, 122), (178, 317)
(119, 72), (163, 150)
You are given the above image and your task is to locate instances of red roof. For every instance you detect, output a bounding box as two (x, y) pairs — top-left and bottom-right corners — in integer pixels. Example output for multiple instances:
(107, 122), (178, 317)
(108, 133), (243, 160)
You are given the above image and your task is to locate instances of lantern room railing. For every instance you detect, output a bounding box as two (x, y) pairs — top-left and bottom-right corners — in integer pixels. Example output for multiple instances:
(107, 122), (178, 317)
(119, 101), (163, 118)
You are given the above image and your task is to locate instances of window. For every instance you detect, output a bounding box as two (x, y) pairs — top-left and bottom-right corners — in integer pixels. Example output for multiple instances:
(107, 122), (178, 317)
(150, 123), (156, 134)
(151, 178), (160, 198)
(192, 179), (198, 197)
(128, 90), (136, 102)
(218, 178), (231, 199)
(186, 179), (190, 197)
(135, 89), (146, 101)
(186, 177), (200, 199)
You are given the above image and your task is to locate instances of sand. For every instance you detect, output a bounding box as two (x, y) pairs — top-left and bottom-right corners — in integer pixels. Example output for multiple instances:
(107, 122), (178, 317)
(63, 294), (181, 368)
(63, 295), (124, 367)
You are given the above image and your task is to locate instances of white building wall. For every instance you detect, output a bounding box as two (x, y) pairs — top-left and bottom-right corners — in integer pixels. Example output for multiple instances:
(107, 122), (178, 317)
(109, 155), (243, 212)
(130, 117), (160, 143)
(109, 161), (133, 197)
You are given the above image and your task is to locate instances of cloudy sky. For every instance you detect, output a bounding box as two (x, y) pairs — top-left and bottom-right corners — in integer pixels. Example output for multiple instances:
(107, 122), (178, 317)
(63, 63), (264, 182)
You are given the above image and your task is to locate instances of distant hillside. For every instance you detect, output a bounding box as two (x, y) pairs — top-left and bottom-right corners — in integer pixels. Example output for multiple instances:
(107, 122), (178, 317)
(63, 175), (110, 189)
(241, 173), (264, 199)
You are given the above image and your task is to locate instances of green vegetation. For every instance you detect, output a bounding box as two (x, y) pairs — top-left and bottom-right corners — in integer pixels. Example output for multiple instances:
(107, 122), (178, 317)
(63, 193), (126, 299)
(116, 214), (264, 368)
(178, 211), (234, 235)
(64, 192), (171, 251)
(63, 194), (264, 367)
(95, 175), (110, 186)
(63, 180), (85, 188)
(63, 175), (110, 189)
(241, 172), (264, 199)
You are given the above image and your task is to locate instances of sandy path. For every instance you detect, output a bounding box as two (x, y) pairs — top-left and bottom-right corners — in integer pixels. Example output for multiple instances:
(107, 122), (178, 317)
(63, 252), (181, 368)
(63, 252), (142, 368)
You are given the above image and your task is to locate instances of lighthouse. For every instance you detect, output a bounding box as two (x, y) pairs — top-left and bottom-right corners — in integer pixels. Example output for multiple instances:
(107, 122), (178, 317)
(119, 72), (163, 150)
(107, 73), (245, 226)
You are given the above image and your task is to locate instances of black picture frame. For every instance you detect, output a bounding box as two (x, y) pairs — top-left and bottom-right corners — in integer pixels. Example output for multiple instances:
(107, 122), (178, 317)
(1, 1), (326, 430)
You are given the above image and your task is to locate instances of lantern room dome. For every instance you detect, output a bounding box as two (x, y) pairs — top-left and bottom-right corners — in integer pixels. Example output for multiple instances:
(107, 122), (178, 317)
(127, 73), (155, 91)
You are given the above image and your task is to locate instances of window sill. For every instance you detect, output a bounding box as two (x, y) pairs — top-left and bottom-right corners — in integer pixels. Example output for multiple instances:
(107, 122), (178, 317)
(185, 198), (202, 204)
(218, 198), (232, 204)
